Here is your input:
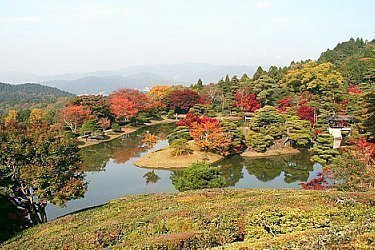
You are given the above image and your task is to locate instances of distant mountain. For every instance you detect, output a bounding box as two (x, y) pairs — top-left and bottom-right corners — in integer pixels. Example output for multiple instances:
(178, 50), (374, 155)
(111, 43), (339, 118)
(0, 63), (260, 94)
(42, 72), (178, 95)
(0, 82), (74, 114)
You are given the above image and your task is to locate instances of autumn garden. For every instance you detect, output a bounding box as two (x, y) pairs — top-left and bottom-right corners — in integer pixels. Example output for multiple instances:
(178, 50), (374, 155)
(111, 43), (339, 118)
(1, 38), (374, 249)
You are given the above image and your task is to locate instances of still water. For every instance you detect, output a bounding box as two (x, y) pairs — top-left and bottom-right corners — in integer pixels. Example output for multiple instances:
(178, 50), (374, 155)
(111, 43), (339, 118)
(46, 123), (321, 220)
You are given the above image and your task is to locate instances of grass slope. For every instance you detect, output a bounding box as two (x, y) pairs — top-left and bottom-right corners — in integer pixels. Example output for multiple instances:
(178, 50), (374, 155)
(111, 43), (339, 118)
(2, 189), (374, 249)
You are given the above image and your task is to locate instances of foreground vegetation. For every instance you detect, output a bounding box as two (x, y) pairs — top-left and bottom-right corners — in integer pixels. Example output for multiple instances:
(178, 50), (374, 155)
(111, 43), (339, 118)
(3, 189), (374, 249)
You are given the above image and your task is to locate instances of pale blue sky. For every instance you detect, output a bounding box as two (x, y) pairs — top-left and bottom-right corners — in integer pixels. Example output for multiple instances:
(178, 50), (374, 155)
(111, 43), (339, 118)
(0, 0), (374, 74)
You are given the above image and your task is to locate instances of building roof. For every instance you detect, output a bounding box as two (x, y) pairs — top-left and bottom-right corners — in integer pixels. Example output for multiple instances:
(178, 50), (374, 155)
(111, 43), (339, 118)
(327, 114), (353, 122)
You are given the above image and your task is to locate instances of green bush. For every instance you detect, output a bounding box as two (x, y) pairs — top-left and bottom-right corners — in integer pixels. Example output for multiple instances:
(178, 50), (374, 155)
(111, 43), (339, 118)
(245, 130), (273, 152)
(167, 126), (192, 144)
(170, 139), (193, 156)
(171, 162), (226, 191)
(111, 123), (121, 132)
(167, 110), (175, 119)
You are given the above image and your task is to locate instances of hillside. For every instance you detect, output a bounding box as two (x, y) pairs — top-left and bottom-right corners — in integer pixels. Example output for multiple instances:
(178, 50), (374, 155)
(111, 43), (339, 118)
(318, 38), (375, 83)
(0, 82), (74, 114)
(2, 189), (374, 249)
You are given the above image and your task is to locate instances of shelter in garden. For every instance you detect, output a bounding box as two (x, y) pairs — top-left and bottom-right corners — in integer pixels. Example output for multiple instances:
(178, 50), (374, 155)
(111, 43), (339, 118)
(243, 112), (254, 122)
(327, 114), (353, 148)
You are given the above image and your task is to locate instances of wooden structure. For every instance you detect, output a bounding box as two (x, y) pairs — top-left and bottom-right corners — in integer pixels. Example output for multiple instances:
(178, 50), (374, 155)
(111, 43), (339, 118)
(327, 114), (353, 148)
(243, 112), (254, 122)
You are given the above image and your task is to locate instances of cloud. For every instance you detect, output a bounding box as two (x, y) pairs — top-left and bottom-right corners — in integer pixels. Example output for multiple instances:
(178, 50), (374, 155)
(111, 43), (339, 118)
(273, 16), (290, 24)
(256, 1), (271, 9)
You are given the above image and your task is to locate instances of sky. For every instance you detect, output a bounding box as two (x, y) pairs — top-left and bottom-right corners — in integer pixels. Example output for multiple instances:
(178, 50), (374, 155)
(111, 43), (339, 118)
(0, 0), (374, 75)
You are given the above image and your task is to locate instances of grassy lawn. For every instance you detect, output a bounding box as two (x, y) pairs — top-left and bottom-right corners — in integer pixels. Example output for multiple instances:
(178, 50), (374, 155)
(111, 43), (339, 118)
(2, 189), (374, 249)
(135, 141), (224, 169)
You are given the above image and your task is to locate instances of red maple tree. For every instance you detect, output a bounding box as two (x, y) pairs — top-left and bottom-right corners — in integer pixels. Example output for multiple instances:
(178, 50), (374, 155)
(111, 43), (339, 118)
(177, 113), (202, 128)
(189, 117), (231, 153)
(235, 91), (260, 112)
(108, 89), (153, 120)
(348, 84), (362, 94)
(166, 89), (201, 113)
(60, 105), (91, 133)
(276, 97), (294, 113)
(297, 103), (315, 125)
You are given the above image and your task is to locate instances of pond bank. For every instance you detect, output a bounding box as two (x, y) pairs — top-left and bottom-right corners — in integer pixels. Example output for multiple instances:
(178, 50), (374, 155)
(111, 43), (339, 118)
(241, 147), (301, 158)
(135, 141), (223, 169)
(78, 118), (177, 148)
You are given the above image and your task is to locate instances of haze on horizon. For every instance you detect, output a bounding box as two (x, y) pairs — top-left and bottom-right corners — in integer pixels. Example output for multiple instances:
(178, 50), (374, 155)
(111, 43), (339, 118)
(0, 0), (374, 75)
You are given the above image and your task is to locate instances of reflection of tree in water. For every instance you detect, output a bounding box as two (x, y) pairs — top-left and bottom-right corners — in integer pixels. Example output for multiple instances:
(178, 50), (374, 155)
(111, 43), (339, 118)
(0, 195), (30, 243)
(216, 156), (245, 187)
(143, 170), (161, 184)
(80, 123), (176, 172)
(282, 154), (314, 183)
(244, 153), (314, 183)
(245, 157), (284, 182)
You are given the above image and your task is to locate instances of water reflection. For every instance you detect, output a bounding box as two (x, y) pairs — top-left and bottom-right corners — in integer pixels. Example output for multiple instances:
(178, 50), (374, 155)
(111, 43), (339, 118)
(80, 124), (175, 172)
(45, 123), (320, 221)
(215, 152), (318, 188)
(143, 170), (161, 185)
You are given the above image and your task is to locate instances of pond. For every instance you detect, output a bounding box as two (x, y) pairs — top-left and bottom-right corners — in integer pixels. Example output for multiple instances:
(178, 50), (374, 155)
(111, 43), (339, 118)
(45, 123), (322, 221)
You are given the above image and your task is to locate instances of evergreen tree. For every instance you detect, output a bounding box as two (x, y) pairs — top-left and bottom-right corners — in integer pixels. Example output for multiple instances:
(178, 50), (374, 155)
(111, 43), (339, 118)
(252, 66), (266, 81)
(285, 116), (313, 148)
(310, 133), (340, 165)
(240, 73), (250, 83)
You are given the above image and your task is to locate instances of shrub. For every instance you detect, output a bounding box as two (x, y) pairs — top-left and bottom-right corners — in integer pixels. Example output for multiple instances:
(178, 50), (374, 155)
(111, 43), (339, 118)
(111, 123), (121, 132)
(167, 110), (175, 119)
(168, 126), (192, 144)
(245, 130), (273, 152)
(171, 162), (226, 191)
(170, 139), (193, 156)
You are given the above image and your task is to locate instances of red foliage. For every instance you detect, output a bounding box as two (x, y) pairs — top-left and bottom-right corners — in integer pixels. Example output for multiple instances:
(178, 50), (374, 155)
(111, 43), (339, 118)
(297, 104), (315, 125)
(60, 105), (91, 132)
(348, 84), (362, 94)
(299, 169), (332, 190)
(354, 138), (375, 160)
(108, 89), (153, 120)
(234, 91), (260, 112)
(189, 117), (231, 153)
(177, 113), (202, 128)
(166, 89), (201, 113)
(276, 97), (294, 113)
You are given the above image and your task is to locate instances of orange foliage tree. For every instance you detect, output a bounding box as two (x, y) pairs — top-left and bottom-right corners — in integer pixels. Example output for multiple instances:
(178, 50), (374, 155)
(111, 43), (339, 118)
(189, 117), (231, 154)
(108, 89), (153, 121)
(29, 108), (45, 125)
(148, 85), (171, 108)
(60, 105), (91, 133)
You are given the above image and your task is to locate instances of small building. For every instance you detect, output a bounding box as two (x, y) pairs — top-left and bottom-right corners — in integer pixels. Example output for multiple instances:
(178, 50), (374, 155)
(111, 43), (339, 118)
(327, 114), (353, 148)
(243, 112), (254, 122)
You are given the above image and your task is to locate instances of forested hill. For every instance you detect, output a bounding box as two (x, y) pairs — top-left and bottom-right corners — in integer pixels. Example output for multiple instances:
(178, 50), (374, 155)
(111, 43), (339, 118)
(0, 82), (74, 114)
(318, 38), (375, 84)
